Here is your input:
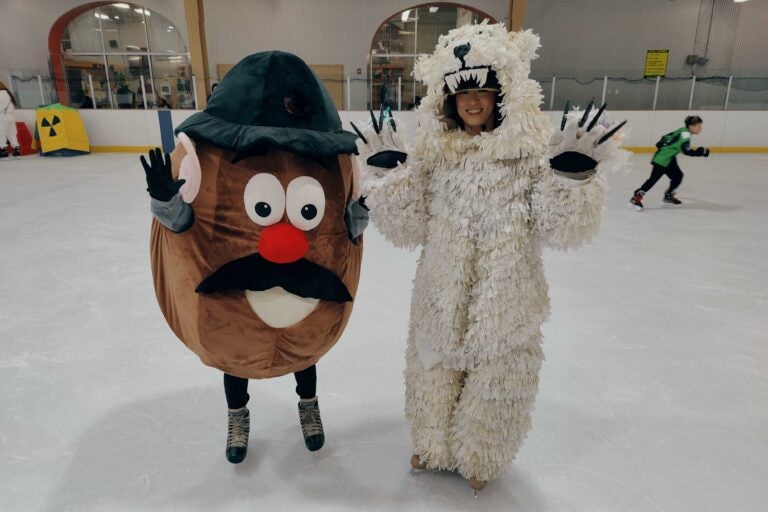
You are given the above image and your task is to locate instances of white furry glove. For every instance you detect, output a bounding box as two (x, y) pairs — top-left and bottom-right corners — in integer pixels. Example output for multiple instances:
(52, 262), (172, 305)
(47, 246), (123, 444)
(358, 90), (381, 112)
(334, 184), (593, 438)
(548, 100), (627, 180)
(351, 108), (407, 169)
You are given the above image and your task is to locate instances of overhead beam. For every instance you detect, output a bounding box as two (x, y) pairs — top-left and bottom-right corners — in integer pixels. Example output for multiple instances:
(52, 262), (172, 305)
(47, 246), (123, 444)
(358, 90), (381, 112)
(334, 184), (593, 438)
(184, 0), (209, 109)
(507, 0), (527, 31)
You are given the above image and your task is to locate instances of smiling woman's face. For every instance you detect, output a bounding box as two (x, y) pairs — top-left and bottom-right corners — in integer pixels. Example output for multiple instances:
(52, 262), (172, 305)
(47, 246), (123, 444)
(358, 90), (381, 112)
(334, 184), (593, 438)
(455, 89), (496, 136)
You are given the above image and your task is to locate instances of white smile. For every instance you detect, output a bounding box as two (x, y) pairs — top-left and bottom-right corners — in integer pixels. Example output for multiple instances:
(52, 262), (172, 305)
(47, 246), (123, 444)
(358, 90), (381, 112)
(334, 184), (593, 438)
(245, 287), (319, 328)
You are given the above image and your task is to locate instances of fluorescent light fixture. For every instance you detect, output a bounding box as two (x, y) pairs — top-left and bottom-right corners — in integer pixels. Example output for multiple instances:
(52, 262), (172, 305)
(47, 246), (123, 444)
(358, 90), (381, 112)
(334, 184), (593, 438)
(401, 9), (410, 22)
(94, 12), (111, 19)
(112, 3), (130, 8)
(429, 6), (439, 13)
(114, 15), (120, 19)
(134, 8), (151, 15)
(734, 0), (749, 3)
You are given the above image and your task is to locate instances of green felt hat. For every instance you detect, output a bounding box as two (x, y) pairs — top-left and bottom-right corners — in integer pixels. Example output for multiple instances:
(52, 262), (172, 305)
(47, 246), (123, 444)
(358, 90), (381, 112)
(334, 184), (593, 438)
(175, 51), (356, 156)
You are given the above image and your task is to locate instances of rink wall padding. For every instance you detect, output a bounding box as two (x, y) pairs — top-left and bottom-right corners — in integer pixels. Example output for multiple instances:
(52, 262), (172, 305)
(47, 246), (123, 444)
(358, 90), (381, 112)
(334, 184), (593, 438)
(12, 109), (768, 153)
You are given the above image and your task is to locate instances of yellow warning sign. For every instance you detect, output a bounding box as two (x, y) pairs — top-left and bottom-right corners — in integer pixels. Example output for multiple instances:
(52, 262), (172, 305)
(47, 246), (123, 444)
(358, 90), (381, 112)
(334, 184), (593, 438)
(644, 50), (669, 78)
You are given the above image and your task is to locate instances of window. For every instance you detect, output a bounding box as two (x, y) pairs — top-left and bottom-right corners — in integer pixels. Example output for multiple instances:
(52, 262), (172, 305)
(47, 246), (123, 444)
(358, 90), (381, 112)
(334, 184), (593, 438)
(370, 4), (495, 110)
(58, 3), (191, 109)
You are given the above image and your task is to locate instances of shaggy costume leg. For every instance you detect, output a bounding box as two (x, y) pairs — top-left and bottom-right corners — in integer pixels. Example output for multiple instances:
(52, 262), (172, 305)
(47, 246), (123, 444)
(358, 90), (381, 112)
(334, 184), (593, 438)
(404, 340), (463, 470)
(405, 331), (544, 480)
(450, 333), (544, 481)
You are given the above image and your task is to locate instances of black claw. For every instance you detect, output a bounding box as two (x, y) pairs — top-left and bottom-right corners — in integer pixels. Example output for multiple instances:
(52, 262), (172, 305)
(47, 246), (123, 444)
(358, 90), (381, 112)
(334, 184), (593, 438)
(560, 100), (571, 131)
(579, 98), (595, 127)
(597, 120), (627, 145)
(350, 122), (368, 144)
(389, 117), (396, 132)
(369, 110), (380, 134)
(586, 103), (607, 132)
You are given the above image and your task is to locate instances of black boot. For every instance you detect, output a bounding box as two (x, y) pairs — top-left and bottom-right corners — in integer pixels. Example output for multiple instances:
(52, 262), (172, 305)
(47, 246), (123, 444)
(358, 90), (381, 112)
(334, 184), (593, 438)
(12, 146), (20, 157)
(0, 148), (8, 159)
(298, 397), (325, 451)
(627, 189), (644, 211)
(663, 192), (682, 205)
(225, 406), (249, 463)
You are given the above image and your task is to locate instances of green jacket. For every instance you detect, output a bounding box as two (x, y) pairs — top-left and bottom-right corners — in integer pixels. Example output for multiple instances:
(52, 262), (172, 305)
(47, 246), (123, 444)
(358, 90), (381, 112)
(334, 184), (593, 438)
(651, 127), (708, 167)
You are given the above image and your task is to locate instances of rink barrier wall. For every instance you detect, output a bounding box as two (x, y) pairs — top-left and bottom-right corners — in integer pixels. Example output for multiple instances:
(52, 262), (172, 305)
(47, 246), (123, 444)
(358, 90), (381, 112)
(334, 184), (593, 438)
(12, 109), (768, 153)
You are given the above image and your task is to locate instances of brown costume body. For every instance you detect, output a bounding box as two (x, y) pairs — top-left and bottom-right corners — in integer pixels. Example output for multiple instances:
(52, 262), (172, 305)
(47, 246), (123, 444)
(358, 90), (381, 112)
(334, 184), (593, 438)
(150, 143), (363, 379)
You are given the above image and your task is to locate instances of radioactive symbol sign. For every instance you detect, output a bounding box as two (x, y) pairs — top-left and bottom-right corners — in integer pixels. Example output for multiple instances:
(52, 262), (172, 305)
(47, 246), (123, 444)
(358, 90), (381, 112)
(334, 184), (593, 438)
(40, 115), (61, 137)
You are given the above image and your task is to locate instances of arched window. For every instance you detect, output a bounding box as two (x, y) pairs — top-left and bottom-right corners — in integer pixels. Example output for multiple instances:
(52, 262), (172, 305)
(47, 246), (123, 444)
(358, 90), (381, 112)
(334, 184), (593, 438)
(370, 3), (496, 110)
(51, 2), (191, 109)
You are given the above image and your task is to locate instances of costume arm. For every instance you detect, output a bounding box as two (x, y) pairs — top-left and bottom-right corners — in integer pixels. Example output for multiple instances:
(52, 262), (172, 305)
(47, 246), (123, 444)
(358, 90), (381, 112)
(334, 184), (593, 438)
(531, 165), (608, 250)
(150, 194), (194, 233)
(361, 159), (430, 249)
(353, 113), (429, 249)
(531, 105), (628, 250)
(141, 148), (194, 233)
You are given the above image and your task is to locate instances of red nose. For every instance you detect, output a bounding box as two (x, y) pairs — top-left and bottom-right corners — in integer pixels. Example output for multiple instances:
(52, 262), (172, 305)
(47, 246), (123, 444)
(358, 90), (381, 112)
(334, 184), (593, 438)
(258, 223), (308, 264)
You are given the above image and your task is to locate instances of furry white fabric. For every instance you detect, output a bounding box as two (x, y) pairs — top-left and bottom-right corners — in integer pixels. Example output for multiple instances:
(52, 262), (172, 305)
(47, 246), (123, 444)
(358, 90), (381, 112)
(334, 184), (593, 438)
(358, 22), (628, 482)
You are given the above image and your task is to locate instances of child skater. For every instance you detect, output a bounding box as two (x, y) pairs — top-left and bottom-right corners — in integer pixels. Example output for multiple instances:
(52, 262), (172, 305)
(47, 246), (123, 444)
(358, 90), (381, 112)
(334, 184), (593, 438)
(627, 115), (709, 210)
(353, 23), (628, 492)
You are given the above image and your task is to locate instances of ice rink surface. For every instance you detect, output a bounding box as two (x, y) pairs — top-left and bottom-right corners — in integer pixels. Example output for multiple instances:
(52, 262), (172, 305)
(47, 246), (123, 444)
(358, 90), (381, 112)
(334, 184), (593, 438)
(1, 152), (766, 512)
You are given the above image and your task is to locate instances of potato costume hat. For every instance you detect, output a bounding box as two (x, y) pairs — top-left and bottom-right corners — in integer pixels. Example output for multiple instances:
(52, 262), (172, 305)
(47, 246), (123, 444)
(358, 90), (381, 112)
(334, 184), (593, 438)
(150, 51), (364, 379)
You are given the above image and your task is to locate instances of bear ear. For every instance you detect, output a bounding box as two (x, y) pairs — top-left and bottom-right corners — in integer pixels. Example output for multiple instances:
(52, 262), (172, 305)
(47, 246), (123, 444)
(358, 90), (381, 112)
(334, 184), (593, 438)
(510, 29), (541, 62)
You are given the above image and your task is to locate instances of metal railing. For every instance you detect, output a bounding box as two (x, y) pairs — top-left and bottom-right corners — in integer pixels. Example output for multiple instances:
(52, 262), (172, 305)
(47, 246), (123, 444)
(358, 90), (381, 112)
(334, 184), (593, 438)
(8, 69), (767, 112)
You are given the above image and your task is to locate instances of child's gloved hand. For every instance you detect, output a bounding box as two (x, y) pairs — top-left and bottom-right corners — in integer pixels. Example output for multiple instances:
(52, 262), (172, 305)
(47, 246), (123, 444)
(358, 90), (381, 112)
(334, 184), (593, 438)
(140, 147), (185, 201)
(351, 106), (407, 169)
(548, 100), (627, 180)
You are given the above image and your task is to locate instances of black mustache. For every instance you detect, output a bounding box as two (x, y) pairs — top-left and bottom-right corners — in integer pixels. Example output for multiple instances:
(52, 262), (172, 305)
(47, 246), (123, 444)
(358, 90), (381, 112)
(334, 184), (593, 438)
(195, 253), (352, 303)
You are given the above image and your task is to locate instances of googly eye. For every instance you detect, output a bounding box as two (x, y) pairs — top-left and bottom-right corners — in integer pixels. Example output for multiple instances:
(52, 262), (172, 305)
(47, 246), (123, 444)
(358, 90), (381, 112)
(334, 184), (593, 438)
(244, 173), (285, 226)
(286, 176), (325, 231)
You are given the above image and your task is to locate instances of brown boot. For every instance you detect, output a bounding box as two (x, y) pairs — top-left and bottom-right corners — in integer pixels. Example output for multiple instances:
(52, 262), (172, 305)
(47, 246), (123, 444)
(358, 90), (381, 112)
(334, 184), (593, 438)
(410, 454), (428, 470)
(468, 477), (487, 491)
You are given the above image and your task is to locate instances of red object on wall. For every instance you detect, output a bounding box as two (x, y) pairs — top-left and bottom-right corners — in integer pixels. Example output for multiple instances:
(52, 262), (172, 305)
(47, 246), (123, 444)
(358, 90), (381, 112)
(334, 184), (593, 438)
(5, 122), (36, 156)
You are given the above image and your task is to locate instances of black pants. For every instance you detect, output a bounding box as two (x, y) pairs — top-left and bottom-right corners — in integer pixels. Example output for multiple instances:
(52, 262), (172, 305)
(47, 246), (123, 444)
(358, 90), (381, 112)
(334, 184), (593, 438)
(637, 158), (684, 195)
(223, 365), (317, 409)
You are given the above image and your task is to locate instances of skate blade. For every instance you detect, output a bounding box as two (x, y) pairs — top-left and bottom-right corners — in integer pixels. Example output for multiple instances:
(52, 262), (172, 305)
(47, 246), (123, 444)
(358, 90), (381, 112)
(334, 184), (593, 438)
(662, 202), (682, 207)
(625, 202), (642, 211)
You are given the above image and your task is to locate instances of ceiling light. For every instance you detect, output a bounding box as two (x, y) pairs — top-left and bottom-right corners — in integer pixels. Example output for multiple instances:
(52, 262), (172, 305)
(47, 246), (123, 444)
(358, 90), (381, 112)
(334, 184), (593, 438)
(733, 0), (749, 3)
(134, 8), (151, 15)
(112, 3), (130, 8)
(429, 6), (439, 13)
(401, 9), (410, 22)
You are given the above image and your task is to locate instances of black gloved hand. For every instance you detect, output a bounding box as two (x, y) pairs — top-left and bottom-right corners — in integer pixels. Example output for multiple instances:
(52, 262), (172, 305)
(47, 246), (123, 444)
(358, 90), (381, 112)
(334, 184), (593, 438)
(548, 99), (627, 178)
(703, 148), (710, 157)
(140, 148), (185, 201)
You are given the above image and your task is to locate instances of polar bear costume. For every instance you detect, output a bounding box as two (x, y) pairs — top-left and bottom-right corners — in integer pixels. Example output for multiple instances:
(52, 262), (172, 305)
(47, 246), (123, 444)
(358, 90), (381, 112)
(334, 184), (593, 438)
(356, 23), (628, 483)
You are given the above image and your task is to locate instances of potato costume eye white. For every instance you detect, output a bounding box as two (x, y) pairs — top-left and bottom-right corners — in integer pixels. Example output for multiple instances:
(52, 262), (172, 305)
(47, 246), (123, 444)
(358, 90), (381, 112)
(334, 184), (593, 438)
(355, 22), (628, 489)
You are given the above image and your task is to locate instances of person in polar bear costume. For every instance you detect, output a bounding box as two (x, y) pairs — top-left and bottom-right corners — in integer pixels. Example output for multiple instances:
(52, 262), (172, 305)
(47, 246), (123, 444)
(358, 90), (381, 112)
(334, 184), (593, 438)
(354, 22), (629, 490)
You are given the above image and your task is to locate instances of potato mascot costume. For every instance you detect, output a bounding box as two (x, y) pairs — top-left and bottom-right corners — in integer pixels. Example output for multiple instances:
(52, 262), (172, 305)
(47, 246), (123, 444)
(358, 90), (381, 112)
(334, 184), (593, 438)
(142, 51), (366, 463)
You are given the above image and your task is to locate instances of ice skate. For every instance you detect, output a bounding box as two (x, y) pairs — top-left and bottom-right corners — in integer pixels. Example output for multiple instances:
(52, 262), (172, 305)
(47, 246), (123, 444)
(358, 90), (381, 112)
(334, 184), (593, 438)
(663, 192), (682, 206)
(410, 454), (428, 470)
(298, 397), (325, 451)
(626, 190), (644, 211)
(0, 147), (8, 159)
(225, 406), (250, 464)
(468, 477), (487, 493)
(12, 146), (20, 158)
